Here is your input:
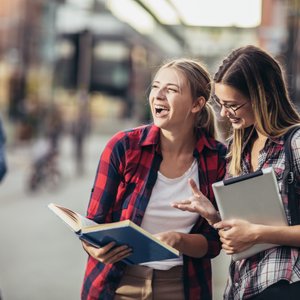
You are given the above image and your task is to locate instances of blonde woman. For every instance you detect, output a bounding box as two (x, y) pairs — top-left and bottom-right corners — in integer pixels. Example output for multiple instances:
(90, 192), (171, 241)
(81, 58), (227, 300)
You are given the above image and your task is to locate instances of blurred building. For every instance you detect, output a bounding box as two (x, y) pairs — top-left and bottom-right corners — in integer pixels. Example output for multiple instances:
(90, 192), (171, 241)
(54, 3), (173, 122)
(0, 0), (63, 122)
(0, 0), (299, 141)
(258, 0), (300, 108)
(285, 0), (300, 108)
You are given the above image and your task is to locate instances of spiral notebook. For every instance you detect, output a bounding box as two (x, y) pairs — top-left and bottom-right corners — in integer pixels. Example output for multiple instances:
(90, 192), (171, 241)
(212, 167), (288, 261)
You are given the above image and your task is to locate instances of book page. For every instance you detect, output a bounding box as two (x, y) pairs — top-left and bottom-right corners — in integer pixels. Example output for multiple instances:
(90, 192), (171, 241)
(79, 215), (98, 227)
(48, 203), (97, 232)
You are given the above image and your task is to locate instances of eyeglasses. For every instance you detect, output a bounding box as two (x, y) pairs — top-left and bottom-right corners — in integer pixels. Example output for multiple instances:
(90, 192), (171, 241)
(212, 95), (248, 116)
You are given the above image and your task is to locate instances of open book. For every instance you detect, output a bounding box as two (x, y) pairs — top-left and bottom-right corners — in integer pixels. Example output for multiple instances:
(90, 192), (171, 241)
(48, 203), (180, 264)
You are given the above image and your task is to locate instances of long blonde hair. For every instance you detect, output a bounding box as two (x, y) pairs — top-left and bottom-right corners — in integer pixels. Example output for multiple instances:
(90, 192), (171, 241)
(214, 45), (300, 175)
(157, 58), (217, 138)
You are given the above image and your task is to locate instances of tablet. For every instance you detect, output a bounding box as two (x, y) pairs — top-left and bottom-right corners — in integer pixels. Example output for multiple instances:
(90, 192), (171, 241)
(212, 167), (288, 261)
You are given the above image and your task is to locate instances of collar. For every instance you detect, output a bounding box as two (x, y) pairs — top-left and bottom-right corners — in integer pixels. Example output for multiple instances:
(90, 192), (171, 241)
(139, 124), (218, 155)
(139, 124), (161, 147)
(194, 128), (219, 154)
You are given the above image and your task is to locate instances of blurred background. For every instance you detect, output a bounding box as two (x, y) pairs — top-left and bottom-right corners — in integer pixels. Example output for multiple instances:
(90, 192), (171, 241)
(0, 0), (299, 299)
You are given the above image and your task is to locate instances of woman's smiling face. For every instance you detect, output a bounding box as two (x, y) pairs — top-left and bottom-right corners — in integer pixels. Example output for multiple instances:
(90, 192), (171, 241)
(149, 67), (198, 131)
(214, 83), (255, 130)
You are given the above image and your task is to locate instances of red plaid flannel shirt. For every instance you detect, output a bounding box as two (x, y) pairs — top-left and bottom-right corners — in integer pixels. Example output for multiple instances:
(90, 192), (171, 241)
(81, 124), (227, 300)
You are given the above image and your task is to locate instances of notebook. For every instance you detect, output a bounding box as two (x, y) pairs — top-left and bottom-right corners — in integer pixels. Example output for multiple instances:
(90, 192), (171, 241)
(212, 167), (288, 261)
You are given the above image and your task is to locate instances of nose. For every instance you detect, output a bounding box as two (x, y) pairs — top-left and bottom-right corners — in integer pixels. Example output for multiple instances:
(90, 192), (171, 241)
(219, 105), (234, 118)
(219, 105), (228, 118)
(156, 87), (166, 99)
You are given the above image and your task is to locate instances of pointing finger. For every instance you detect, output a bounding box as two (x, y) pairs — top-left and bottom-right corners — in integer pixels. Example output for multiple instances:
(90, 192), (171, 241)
(188, 178), (201, 196)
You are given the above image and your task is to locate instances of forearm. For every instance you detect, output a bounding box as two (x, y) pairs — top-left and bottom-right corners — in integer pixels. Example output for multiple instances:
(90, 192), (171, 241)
(176, 233), (208, 258)
(254, 224), (300, 247)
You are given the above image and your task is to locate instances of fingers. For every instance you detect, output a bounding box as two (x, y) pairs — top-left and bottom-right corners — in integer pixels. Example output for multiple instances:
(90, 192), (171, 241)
(172, 178), (202, 208)
(82, 241), (132, 264)
(81, 240), (100, 254)
(220, 236), (236, 254)
(214, 220), (234, 230)
(188, 178), (201, 196)
(171, 200), (192, 211)
(172, 199), (192, 206)
(102, 245), (132, 264)
(222, 244), (235, 254)
(81, 240), (114, 257)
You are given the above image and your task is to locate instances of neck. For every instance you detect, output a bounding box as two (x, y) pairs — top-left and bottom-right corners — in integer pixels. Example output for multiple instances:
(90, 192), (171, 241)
(160, 128), (196, 156)
(254, 128), (268, 142)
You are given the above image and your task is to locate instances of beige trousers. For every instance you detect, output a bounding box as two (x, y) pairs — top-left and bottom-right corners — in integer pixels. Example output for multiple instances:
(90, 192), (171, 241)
(114, 265), (184, 300)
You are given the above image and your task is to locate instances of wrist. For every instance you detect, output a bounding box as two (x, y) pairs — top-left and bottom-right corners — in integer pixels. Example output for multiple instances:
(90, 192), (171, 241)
(174, 232), (184, 250)
(208, 211), (221, 226)
(251, 224), (262, 243)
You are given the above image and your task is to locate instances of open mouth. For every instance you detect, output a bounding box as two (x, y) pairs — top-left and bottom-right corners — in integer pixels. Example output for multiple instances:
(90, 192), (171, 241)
(154, 105), (170, 117)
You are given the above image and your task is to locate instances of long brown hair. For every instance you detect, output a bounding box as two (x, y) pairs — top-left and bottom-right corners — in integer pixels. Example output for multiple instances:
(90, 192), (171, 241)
(214, 45), (300, 175)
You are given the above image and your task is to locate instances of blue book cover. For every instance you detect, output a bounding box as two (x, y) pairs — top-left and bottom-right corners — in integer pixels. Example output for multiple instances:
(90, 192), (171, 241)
(79, 220), (180, 264)
(48, 203), (180, 265)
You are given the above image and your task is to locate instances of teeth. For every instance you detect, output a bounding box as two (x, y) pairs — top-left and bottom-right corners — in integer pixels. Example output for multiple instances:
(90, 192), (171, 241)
(154, 105), (169, 110)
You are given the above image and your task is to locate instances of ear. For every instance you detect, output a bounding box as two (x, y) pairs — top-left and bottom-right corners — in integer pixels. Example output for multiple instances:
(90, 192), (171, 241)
(191, 96), (206, 113)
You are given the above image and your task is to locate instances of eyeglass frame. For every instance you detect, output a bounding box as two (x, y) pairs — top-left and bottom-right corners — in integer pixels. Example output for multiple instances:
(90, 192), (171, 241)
(212, 95), (248, 116)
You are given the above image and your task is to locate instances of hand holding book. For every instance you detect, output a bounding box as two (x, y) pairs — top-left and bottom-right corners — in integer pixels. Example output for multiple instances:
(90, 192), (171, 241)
(48, 203), (179, 264)
(82, 240), (133, 265)
(214, 219), (258, 255)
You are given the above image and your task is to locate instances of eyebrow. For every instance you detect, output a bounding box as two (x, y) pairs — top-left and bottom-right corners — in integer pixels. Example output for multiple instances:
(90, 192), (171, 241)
(152, 80), (180, 88)
(214, 95), (241, 105)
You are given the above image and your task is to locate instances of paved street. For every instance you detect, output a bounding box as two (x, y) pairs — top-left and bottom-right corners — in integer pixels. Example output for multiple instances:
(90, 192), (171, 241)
(0, 130), (230, 300)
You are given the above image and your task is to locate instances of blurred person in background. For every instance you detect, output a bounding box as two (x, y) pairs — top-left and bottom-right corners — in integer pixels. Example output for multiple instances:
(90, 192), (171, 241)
(81, 58), (227, 300)
(0, 115), (7, 182)
(172, 45), (300, 300)
(8, 66), (26, 122)
(27, 104), (63, 192)
(44, 104), (63, 151)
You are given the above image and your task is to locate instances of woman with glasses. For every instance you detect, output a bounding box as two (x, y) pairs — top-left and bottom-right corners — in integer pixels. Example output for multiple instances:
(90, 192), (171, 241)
(81, 58), (227, 300)
(172, 45), (300, 300)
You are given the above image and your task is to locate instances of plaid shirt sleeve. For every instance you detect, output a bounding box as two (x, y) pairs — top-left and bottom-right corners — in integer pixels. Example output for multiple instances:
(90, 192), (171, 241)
(184, 138), (227, 300)
(82, 132), (128, 300)
(199, 140), (227, 259)
(86, 131), (127, 223)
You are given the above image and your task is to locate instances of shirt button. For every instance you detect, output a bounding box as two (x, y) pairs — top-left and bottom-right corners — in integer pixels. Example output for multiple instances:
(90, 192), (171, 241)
(234, 283), (239, 288)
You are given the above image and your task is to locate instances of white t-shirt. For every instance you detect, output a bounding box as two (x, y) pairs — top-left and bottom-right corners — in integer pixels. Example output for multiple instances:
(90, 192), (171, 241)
(140, 159), (199, 270)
